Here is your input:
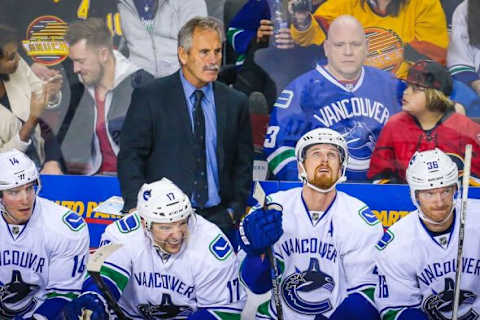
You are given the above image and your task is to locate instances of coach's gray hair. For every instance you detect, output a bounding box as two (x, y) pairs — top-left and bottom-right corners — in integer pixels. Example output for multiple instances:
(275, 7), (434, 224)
(178, 16), (225, 51)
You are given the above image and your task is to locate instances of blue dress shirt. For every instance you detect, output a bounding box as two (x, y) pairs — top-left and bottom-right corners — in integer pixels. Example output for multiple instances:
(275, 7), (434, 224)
(180, 71), (221, 208)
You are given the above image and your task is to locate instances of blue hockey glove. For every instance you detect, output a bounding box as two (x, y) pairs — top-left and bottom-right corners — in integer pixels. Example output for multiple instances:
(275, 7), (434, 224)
(238, 203), (283, 255)
(62, 292), (108, 320)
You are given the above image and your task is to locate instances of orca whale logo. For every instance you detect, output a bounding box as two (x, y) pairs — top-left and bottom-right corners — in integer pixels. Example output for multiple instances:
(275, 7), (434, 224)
(341, 121), (376, 172)
(423, 277), (478, 320)
(282, 268), (334, 315)
(0, 271), (39, 318)
(143, 189), (152, 201)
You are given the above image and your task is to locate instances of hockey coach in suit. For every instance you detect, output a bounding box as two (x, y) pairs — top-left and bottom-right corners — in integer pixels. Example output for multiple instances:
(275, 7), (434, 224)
(118, 16), (253, 244)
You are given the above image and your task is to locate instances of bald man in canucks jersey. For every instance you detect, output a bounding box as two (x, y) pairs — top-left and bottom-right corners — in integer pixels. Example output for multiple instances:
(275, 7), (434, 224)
(63, 178), (245, 319)
(264, 15), (402, 181)
(375, 149), (480, 320)
(0, 149), (89, 319)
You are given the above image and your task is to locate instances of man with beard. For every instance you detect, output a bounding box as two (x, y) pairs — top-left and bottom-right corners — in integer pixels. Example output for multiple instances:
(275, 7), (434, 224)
(62, 18), (152, 175)
(238, 127), (384, 319)
(118, 17), (253, 246)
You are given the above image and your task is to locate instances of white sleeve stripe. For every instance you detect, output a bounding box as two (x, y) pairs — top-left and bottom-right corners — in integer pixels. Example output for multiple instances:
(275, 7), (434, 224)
(266, 146), (294, 162)
(271, 158), (296, 176)
(230, 29), (243, 51)
(449, 64), (476, 75)
(103, 261), (131, 278)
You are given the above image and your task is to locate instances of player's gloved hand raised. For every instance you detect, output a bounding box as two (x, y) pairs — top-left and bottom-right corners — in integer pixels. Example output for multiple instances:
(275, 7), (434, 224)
(238, 203), (283, 255)
(62, 292), (108, 320)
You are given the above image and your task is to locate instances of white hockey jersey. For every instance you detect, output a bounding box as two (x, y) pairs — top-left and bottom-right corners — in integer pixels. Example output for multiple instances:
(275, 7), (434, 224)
(97, 213), (246, 319)
(375, 199), (480, 320)
(0, 197), (89, 318)
(252, 187), (384, 319)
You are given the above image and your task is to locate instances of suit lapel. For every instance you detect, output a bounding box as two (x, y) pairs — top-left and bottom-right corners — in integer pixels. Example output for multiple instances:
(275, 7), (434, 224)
(213, 82), (225, 173)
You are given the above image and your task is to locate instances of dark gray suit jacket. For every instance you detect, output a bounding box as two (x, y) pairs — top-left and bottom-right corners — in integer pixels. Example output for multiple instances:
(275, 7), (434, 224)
(118, 71), (253, 222)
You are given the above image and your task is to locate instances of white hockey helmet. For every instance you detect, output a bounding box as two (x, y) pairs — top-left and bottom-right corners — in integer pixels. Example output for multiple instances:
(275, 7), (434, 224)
(0, 149), (40, 193)
(406, 148), (459, 212)
(295, 128), (349, 192)
(137, 178), (193, 230)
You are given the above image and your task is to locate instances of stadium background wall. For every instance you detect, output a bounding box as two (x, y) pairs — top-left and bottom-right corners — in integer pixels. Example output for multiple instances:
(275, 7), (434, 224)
(39, 175), (480, 249)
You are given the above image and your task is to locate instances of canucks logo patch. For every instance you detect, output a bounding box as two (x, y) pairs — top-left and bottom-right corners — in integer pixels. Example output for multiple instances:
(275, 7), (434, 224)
(209, 234), (232, 261)
(359, 207), (380, 226)
(143, 189), (152, 201)
(338, 121), (377, 173)
(62, 211), (86, 231)
(376, 229), (394, 250)
(423, 278), (478, 320)
(0, 271), (39, 317)
(282, 258), (334, 315)
(116, 214), (141, 234)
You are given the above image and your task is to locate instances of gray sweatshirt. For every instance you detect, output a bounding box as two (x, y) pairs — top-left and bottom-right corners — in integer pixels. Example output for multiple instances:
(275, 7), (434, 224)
(117, 0), (208, 77)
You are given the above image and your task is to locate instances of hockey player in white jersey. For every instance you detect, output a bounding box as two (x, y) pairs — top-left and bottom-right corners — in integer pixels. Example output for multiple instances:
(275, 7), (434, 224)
(239, 128), (384, 319)
(0, 149), (89, 319)
(374, 148), (480, 320)
(63, 178), (246, 319)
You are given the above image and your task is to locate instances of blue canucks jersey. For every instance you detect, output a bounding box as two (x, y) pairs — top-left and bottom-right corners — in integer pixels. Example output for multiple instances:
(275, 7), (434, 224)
(264, 65), (402, 181)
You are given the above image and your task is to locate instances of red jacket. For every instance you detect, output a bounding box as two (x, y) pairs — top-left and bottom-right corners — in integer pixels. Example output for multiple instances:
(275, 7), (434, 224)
(368, 111), (480, 185)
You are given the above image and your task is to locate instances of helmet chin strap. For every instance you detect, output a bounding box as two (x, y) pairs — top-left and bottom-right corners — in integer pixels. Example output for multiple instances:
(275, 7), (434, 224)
(154, 239), (179, 255)
(298, 162), (346, 194)
(145, 229), (175, 258)
(144, 224), (190, 258)
(0, 180), (40, 225)
(0, 200), (21, 224)
(35, 180), (42, 196)
(141, 213), (197, 260)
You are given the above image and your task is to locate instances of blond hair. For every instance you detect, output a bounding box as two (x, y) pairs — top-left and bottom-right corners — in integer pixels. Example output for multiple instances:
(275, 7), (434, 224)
(424, 88), (455, 113)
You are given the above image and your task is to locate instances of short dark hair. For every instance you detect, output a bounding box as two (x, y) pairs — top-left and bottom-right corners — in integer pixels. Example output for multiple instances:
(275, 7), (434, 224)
(65, 18), (113, 50)
(0, 25), (19, 59)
